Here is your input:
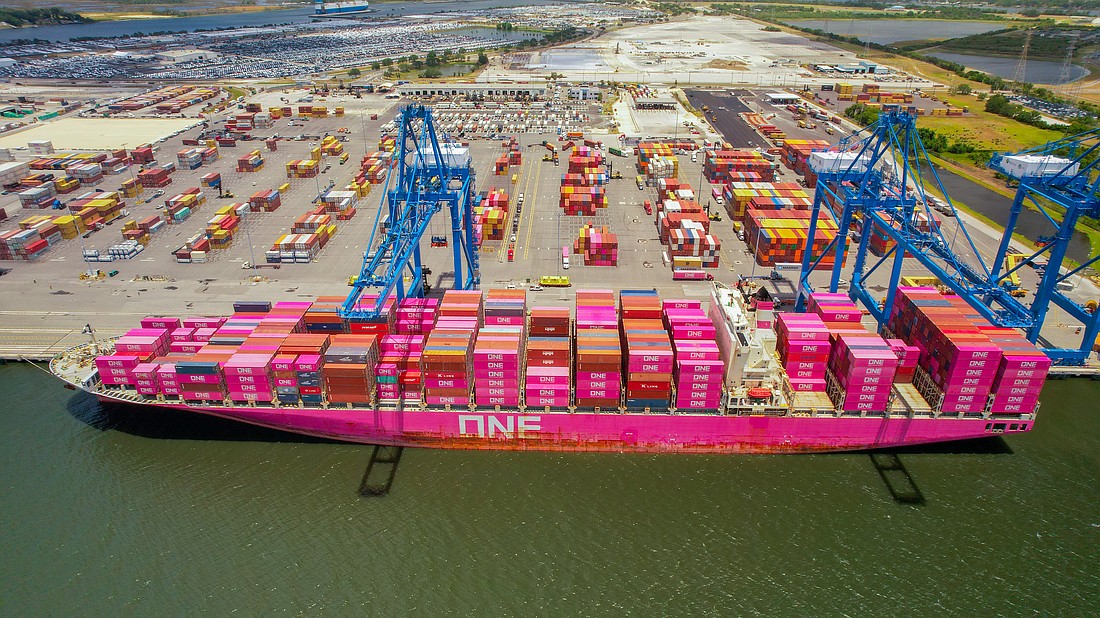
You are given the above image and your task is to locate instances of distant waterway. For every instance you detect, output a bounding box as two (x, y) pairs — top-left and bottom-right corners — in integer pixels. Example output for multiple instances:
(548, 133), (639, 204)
(0, 0), (564, 43)
(922, 52), (1087, 86)
(1, 363), (1097, 613)
(921, 162), (1092, 264)
(784, 19), (1004, 45)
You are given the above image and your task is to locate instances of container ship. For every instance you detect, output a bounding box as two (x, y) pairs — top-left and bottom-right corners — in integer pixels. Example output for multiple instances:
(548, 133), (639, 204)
(49, 283), (1045, 454)
(314, 0), (371, 17)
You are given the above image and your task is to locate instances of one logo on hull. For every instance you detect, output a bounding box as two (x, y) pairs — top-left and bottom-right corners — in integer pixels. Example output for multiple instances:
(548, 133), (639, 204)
(458, 415), (541, 439)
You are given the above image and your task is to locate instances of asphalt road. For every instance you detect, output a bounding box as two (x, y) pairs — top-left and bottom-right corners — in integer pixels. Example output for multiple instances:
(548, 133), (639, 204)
(683, 89), (759, 148)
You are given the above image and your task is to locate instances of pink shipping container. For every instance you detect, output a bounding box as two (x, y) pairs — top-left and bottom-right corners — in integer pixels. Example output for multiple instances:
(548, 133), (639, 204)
(527, 395), (571, 407)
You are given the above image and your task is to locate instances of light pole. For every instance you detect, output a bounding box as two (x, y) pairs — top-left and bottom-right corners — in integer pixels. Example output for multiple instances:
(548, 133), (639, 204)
(750, 223), (763, 280)
(244, 224), (256, 271)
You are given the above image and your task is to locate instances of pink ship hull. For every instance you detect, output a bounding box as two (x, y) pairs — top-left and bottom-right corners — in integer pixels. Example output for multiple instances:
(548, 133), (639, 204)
(96, 393), (1025, 453)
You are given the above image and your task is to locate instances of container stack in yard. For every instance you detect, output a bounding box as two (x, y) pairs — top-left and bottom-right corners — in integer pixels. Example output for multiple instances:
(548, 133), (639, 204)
(653, 183), (719, 270)
(703, 149), (775, 184)
(574, 224), (617, 266)
(249, 189), (281, 212)
(356, 152), (390, 187)
(560, 146), (607, 215)
(722, 181), (811, 222)
(131, 146), (155, 164)
(319, 190), (358, 220)
(138, 167), (171, 189)
(320, 136), (343, 157)
(286, 159), (319, 178)
(743, 208), (840, 268)
(200, 173), (221, 190)
(237, 150), (264, 173)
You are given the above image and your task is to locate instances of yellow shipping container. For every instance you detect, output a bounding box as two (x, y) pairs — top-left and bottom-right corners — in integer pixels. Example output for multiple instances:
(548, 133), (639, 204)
(278, 183), (290, 194)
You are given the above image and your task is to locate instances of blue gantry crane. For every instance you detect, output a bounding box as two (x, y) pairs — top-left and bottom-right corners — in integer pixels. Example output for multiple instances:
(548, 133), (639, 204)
(796, 110), (1037, 343)
(340, 105), (480, 321)
(987, 128), (1100, 364)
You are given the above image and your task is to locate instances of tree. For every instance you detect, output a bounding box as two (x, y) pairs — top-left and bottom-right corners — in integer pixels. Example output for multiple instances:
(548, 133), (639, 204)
(421, 67), (442, 79)
(477, 52), (489, 66)
(371, 61), (381, 71)
(426, 51), (439, 67)
(381, 58), (393, 67)
(955, 84), (971, 95)
(348, 67), (361, 78)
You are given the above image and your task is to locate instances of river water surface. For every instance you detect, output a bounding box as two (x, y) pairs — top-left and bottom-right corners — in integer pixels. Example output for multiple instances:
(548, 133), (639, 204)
(1, 362), (1097, 613)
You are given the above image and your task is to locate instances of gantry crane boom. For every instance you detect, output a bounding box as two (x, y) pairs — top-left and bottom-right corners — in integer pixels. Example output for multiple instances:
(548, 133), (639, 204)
(339, 105), (480, 321)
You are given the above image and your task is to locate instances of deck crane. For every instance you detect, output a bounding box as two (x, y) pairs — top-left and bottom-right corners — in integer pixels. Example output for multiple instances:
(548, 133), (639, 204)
(796, 110), (1034, 337)
(340, 105), (480, 321)
(987, 127), (1100, 365)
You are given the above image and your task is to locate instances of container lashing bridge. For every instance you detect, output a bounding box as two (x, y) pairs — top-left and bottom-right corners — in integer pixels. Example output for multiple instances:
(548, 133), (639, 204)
(793, 110), (1096, 364)
(340, 105), (480, 321)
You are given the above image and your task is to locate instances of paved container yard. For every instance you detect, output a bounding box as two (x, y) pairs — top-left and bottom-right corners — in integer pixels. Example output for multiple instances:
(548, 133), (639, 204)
(0, 91), (1094, 364)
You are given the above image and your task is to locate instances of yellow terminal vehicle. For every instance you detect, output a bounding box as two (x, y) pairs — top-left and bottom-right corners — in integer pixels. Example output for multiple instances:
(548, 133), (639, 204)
(539, 275), (571, 287)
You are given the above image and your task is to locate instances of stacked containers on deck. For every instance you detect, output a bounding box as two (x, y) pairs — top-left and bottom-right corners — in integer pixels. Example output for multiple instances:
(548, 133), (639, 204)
(322, 334), (379, 405)
(828, 335), (897, 413)
(775, 313), (830, 392)
(575, 290), (621, 409)
(526, 307), (571, 408)
(347, 292), (396, 336)
(132, 362), (160, 396)
(377, 334), (425, 405)
(225, 352), (276, 403)
(979, 326), (1050, 415)
(422, 290), (482, 407)
(663, 300), (724, 411)
(278, 333), (331, 405)
(886, 287), (1002, 413)
(620, 290), (673, 408)
(886, 339), (922, 383)
(394, 298), (439, 335)
(176, 360), (226, 402)
(474, 289), (526, 407)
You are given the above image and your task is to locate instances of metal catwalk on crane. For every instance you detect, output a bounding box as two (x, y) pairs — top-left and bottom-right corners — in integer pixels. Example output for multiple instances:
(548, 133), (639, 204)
(340, 105), (480, 321)
(987, 128), (1100, 364)
(796, 110), (1036, 341)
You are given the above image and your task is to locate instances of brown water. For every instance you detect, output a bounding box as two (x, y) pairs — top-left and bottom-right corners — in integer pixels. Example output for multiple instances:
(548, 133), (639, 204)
(2, 362), (1097, 613)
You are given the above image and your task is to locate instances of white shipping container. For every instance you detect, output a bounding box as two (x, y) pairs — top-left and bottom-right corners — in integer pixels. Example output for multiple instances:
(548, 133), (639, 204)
(1000, 154), (1079, 179)
(807, 151), (870, 175)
